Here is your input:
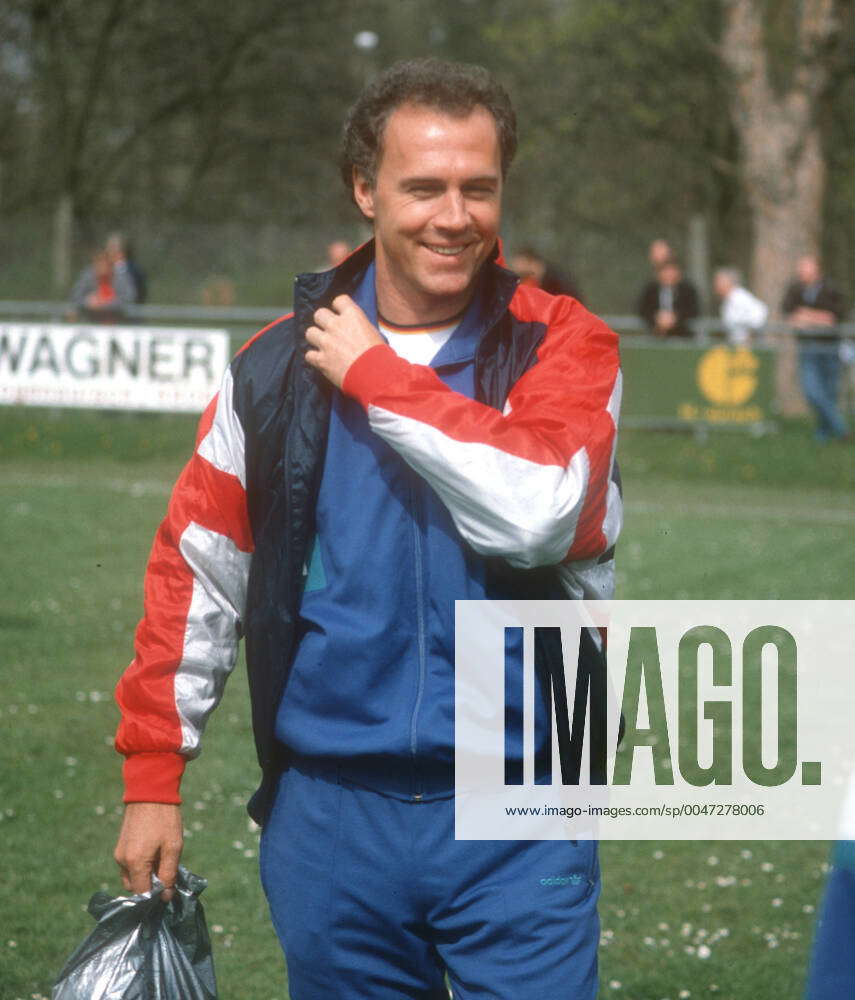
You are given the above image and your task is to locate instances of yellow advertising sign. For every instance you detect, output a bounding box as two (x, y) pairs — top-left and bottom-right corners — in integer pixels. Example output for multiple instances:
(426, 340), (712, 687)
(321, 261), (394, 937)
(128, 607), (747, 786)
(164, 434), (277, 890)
(696, 346), (760, 405)
(676, 346), (767, 424)
(619, 340), (774, 429)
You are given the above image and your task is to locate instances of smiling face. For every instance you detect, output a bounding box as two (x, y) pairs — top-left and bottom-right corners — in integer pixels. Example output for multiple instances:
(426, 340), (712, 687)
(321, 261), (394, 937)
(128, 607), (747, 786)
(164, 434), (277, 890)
(353, 102), (502, 325)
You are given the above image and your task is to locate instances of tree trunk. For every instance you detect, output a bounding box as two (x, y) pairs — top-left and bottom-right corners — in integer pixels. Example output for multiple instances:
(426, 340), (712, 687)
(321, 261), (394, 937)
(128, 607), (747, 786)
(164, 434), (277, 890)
(748, 127), (825, 317)
(687, 214), (710, 315)
(720, 0), (842, 414)
(745, 125), (826, 413)
(52, 192), (74, 297)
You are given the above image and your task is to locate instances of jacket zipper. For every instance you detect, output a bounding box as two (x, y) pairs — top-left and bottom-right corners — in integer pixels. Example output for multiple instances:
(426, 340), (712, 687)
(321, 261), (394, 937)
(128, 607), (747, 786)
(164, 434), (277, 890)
(408, 475), (427, 792)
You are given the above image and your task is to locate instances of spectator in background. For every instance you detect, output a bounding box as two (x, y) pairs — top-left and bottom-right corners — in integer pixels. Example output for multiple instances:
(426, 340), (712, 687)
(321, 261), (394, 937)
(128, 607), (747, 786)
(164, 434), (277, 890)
(106, 232), (147, 304)
(782, 254), (849, 442)
(713, 267), (768, 346)
(637, 258), (699, 338)
(200, 275), (236, 306)
(326, 240), (351, 269)
(316, 240), (352, 273)
(69, 235), (144, 323)
(69, 250), (123, 324)
(648, 238), (673, 270)
(509, 245), (584, 304)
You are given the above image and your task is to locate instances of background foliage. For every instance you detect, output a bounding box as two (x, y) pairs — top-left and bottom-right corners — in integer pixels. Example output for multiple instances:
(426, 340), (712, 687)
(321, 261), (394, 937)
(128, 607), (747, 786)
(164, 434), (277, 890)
(0, 0), (853, 310)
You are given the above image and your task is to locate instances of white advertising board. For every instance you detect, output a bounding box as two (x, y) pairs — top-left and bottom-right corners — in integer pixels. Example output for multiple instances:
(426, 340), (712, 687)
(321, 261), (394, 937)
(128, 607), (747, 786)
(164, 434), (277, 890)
(0, 323), (230, 412)
(455, 599), (855, 840)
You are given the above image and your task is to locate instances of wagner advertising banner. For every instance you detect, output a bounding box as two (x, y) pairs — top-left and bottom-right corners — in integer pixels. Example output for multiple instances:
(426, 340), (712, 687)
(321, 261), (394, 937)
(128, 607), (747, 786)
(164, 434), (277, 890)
(0, 323), (230, 412)
(455, 600), (855, 840)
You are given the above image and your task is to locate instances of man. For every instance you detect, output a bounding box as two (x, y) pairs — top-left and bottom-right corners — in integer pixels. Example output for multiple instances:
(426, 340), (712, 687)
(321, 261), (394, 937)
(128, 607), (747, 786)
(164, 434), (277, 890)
(68, 236), (144, 323)
(106, 232), (147, 304)
(509, 244), (584, 303)
(325, 239), (351, 269)
(113, 58), (621, 999)
(782, 254), (849, 442)
(647, 237), (673, 271)
(637, 257), (700, 338)
(713, 267), (768, 346)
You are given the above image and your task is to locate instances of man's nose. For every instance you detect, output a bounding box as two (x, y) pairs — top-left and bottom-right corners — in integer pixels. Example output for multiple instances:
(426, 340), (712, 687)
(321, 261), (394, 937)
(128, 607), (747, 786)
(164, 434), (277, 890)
(434, 190), (468, 230)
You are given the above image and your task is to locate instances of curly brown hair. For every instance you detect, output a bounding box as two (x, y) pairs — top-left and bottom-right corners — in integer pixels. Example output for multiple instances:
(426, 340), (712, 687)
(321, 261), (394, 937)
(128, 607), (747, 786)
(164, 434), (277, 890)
(339, 58), (517, 198)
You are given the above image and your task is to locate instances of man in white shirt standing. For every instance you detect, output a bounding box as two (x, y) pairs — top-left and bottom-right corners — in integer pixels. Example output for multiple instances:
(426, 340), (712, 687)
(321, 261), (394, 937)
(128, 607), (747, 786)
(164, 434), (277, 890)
(713, 267), (768, 346)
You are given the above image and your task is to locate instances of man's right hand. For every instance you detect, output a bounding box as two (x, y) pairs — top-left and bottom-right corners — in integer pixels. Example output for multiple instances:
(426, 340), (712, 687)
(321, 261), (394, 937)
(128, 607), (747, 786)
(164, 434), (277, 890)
(114, 802), (184, 902)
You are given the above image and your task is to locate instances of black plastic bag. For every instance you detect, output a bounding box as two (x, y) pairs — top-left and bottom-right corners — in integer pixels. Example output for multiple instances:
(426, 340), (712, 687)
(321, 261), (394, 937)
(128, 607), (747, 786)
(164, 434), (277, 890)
(53, 866), (217, 999)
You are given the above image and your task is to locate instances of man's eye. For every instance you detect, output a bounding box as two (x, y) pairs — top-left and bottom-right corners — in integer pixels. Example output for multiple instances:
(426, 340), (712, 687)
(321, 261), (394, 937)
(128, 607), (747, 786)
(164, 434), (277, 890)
(465, 187), (495, 199)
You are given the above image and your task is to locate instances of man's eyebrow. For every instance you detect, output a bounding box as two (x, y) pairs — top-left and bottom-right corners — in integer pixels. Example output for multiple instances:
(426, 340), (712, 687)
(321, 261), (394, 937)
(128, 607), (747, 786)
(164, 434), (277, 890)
(399, 175), (500, 187)
(400, 177), (444, 187)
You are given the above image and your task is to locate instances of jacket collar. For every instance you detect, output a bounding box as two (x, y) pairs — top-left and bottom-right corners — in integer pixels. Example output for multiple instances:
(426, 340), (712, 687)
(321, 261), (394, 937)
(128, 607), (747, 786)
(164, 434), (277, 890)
(293, 238), (520, 354)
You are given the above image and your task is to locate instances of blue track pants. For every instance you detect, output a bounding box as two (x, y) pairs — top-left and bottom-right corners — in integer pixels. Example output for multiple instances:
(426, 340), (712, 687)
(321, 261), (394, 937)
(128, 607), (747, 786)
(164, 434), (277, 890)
(260, 762), (600, 999)
(806, 850), (855, 999)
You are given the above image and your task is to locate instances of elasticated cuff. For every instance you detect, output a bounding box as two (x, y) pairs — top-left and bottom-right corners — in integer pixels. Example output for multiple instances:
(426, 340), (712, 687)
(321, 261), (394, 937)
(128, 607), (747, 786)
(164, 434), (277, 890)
(122, 752), (186, 804)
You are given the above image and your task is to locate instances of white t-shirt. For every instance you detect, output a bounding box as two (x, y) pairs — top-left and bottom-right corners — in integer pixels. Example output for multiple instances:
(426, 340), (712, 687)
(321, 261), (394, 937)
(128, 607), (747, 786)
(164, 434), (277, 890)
(721, 286), (768, 346)
(379, 319), (457, 365)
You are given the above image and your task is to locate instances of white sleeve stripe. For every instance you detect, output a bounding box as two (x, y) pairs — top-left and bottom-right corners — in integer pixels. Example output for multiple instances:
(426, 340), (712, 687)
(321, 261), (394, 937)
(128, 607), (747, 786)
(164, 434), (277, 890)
(557, 558), (616, 601)
(601, 480), (623, 550)
(366, 404), (591, 569)
(197, 366), (246, 488)
(174, 520), (251, 755)
(606, 369), (622, 425)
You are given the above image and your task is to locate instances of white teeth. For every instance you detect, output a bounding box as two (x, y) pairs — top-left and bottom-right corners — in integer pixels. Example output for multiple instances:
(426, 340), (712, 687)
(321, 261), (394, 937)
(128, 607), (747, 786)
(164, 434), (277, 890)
(427, 245), (465, 256)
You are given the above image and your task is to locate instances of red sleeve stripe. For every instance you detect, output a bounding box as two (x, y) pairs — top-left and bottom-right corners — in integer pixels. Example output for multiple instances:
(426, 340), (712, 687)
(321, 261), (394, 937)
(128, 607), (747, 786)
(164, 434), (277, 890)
(154, 450), (253, 555)
(195, 392), (219, 446)
(506, 281), (573, 324)
(116, 515), (197, 762)
(346, 344), (586, 466)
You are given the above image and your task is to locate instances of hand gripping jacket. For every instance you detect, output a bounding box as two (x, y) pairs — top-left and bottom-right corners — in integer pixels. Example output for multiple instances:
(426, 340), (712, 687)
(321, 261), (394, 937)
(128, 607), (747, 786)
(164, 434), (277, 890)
(115, 242), (623, 823)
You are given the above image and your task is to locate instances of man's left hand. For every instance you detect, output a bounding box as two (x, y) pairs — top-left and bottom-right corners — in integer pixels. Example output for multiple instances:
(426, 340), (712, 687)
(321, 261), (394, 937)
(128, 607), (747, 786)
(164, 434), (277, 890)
(305, 295), (384, 388)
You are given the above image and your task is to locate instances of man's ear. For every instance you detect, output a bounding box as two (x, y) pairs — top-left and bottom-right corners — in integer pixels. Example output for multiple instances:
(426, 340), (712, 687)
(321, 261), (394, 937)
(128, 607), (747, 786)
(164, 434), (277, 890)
(352, 167), (375, 220)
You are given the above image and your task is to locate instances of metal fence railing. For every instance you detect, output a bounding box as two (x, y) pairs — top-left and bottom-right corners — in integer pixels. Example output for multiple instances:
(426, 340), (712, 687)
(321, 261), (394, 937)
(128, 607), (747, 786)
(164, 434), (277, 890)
(1, 302), (853, 426)
(2, 299), (855, 336)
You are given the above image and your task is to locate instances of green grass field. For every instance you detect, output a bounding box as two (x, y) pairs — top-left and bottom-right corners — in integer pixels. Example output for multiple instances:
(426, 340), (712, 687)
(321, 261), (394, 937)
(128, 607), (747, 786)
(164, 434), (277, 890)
(0, 410), (852, 999)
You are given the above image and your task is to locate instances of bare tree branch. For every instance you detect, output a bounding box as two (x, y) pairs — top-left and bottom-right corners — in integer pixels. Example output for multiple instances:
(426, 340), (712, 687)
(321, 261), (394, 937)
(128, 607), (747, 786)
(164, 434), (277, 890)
(79, 3), (289, 203)
(66, 0), (129, 195)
